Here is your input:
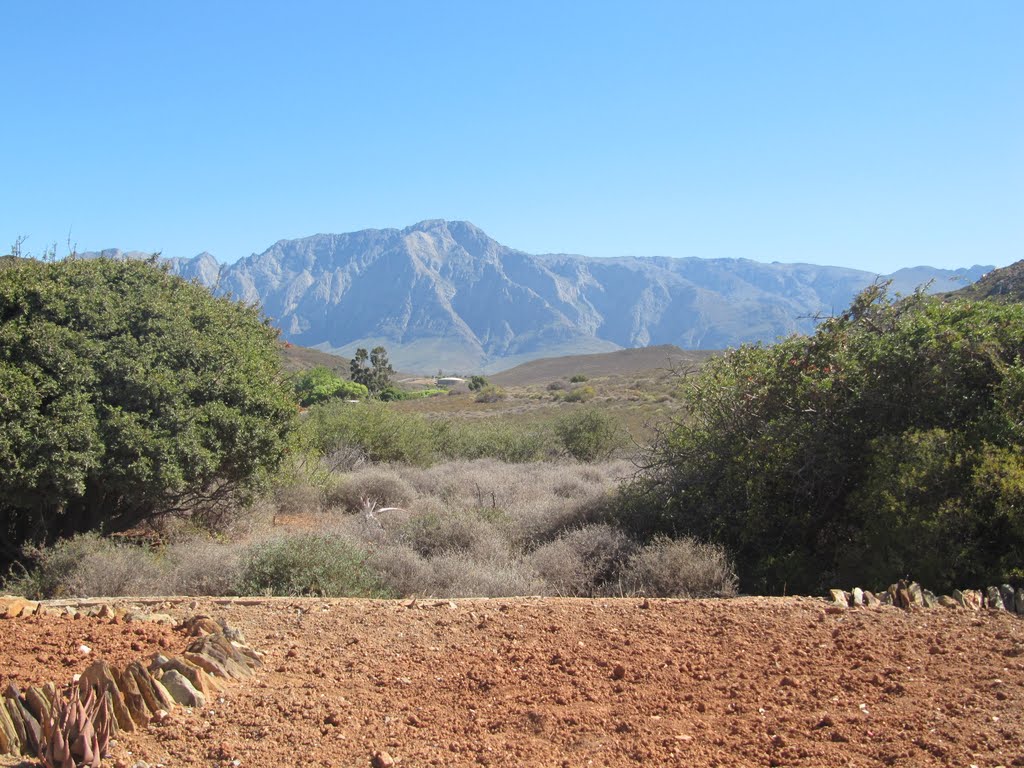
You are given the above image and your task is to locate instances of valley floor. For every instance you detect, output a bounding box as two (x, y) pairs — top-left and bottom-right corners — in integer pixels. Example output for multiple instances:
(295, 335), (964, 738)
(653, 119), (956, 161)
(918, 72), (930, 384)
(3, 597), (1022, 767)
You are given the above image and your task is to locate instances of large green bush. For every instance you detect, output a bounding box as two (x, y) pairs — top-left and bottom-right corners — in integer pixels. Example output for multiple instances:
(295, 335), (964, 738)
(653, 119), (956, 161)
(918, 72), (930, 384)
(554, 408), (625, 461)
(0, 257), (296, 568)
(294, 366), (368, 406)
(236, 534), (390, 597)
(640, 286), (1024, 593)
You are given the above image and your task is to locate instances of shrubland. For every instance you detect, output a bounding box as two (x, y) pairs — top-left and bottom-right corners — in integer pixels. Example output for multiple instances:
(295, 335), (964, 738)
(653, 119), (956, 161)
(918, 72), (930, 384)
(634, 285), (1024, 594)
(8, 257), (1015, 603)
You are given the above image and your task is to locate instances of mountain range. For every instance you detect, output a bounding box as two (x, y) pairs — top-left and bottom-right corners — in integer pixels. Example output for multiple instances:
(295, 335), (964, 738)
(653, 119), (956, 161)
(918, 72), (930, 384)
(83, 221), (993, 373)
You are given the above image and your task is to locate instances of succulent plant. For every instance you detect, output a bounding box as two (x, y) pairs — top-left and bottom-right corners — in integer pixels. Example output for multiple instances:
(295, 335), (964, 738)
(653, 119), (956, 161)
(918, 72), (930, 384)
(38, 688), (109, 768)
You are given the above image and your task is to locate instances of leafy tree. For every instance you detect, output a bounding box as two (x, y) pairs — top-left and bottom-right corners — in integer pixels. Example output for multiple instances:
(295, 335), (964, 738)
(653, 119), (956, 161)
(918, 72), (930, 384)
(0, 257), (296, 569)
(639, 285), (1024, 594)
(468, 375), (488, 391)
(294, 366), (368, 406)
(350, 346), (394, 396)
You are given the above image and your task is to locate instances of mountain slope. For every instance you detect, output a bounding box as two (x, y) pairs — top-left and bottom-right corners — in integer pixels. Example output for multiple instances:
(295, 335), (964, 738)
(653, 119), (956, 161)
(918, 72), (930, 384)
(100, 221), (991, 372)
(942, 260), (1024, 303)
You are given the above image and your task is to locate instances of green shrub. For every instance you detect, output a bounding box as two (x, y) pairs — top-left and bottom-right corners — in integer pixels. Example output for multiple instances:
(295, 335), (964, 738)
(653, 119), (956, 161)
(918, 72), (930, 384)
(294, 366), (368, 406)
(554, 409), (626, 461)
(563, 385), (595, 403)
(439, 420), (552, 463)
(569, 374), (589, 383)
(474, 384), (507, 403)
(301, 401), (437, 465)
(642, 286), (1024, 593)
(0, 257), (296, 571)
(236, 534), (390, 597)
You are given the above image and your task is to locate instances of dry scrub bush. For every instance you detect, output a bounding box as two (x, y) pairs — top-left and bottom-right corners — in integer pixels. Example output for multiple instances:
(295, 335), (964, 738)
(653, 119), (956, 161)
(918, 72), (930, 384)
(326, 468), (417, 512)
(49, 535), (167, 597)
(421, 551), (541, 597)
(164, 540), (243, 596)
(528, 524), (636, 596)
(399, 506), (498, 558)
(619, 537), (738, 598)
(272, 482), (325, 517)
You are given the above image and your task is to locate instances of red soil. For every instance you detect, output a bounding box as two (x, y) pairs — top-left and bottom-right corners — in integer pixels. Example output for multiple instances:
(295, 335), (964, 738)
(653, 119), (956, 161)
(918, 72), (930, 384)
(3, 596), (1023, 767)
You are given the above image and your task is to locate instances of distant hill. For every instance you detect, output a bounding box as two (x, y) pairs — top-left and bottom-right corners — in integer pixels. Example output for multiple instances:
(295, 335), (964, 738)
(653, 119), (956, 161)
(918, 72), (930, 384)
(278, 343), (350, 375)
(941, 260), (1024, 303)
(490, 344), (715, 387)
(82, 221), (993, 373)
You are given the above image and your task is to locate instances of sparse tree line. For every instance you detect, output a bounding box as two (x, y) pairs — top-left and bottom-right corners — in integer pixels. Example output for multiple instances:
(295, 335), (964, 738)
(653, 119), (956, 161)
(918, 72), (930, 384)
(1, 254), (1021, 597)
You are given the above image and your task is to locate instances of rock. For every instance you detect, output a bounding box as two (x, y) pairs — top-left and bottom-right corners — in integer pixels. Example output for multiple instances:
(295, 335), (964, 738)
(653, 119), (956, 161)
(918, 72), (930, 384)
(126, 662), (172, 715)
(908, 582), (925, 608)
(184, 651), (232, 679)
(922, 589), (939, 608)
(863, 591), (881, 608)
(159, 670), (205, 708)
(851, 588), (864, 607)
(3, 699), (26, 755)
(611, 664), (627, 680)
(986, 586), (1005, 610)
(97, 604), (116, 619)
(149, 677), (177, 713)
(0, 696), (19, 755)
(79, 660), (135, 732)
(371, 751), (397, 768)
(893, 581), (911, 610)
(181, 615), (222, 636)
(187, 633), (254, 678)
(9, 698), (39, 756)
(23, 686), (51, 724)
(999, 584), (1015, 612)
(937, 595), (961, 609)
(0, 597), (38, 619)
(154, 657), (222, 697)
(1015, 588), (1024, 616)
(117, 666), (152, 727)
(961, 589), (983, 611)
(878, 590), (893, 606)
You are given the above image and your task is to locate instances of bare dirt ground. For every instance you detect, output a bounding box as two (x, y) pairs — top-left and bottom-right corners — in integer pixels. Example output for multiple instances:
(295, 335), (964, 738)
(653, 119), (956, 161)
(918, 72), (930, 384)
(3, 596), (1023, 768)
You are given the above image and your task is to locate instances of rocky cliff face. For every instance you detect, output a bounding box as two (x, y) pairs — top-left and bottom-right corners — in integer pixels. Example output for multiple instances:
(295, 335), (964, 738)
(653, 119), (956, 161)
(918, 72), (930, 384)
(94, 221), (992, 372)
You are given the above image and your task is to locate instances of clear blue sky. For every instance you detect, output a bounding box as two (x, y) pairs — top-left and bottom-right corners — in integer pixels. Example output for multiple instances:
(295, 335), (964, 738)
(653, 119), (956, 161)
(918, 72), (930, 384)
(3, 1), (1021, 273)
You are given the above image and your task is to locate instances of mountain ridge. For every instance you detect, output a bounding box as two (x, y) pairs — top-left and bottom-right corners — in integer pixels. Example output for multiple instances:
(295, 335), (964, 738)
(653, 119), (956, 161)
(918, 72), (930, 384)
(78, 220), (994, 373)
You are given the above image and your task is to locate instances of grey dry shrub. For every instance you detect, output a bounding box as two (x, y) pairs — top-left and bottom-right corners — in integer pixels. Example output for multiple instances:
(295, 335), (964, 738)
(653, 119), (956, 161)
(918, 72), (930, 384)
(620, 536), (738, 598)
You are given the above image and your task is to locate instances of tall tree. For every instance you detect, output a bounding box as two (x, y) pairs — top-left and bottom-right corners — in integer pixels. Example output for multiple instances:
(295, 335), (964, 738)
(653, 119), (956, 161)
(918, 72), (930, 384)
(350, 346), (394, 396)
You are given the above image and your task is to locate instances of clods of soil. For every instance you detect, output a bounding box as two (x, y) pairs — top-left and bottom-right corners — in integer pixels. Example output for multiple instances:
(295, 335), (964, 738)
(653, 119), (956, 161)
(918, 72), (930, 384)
(3, 596), (1023, 767)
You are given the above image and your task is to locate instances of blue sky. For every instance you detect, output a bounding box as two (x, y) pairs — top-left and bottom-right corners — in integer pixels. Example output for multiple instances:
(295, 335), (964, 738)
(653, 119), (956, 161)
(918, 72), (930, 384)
(2, 2), (1021, 273)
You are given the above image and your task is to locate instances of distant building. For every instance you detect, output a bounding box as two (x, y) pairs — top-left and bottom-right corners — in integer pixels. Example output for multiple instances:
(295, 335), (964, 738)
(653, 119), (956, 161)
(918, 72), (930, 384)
(436, 377), (466, 388)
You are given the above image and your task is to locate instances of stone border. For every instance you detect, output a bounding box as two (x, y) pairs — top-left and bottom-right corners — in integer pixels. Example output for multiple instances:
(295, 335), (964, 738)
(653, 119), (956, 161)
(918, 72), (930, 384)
(0, 610), (263, 761)
(828, 579), (1024, 614)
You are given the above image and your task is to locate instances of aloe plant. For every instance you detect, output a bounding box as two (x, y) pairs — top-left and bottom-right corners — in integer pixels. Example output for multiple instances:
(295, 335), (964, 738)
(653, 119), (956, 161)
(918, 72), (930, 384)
(38, 688), (109, 768)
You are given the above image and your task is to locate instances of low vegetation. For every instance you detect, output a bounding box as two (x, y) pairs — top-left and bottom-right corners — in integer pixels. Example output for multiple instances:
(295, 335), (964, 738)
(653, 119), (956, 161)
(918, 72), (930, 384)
(5, 460), (737, 600)
(5, 256), (1019, 602)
